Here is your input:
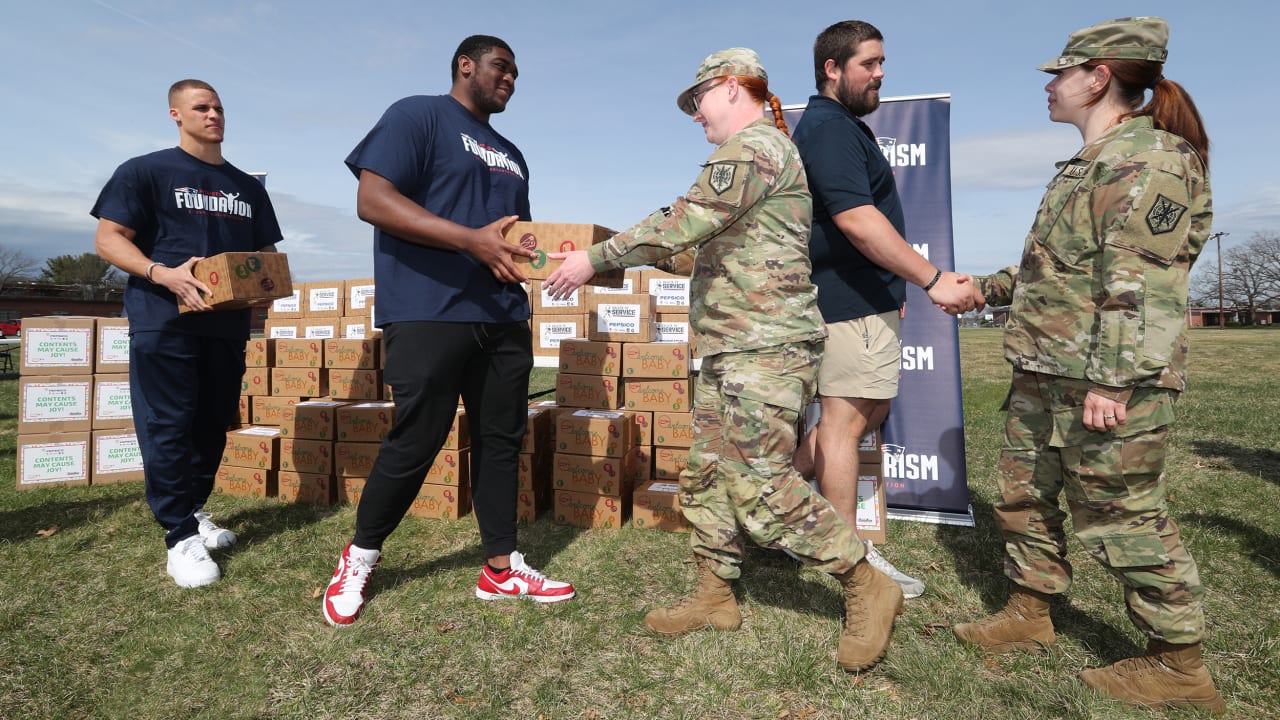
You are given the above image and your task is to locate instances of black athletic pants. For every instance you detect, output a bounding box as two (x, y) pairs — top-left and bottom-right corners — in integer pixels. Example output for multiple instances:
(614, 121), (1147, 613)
(352, 320), (532, 558)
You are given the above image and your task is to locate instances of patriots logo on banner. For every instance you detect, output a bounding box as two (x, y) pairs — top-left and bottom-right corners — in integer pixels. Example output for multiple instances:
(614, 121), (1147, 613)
(707, 163), (736, 195)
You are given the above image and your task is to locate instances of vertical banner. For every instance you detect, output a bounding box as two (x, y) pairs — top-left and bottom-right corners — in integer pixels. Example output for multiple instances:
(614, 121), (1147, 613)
(785, 96), (972, 526)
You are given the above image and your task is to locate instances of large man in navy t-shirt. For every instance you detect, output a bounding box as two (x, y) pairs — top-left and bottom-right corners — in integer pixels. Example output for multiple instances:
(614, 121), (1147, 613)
(322, 35), (575, 627)
(93, 79), (283, 589)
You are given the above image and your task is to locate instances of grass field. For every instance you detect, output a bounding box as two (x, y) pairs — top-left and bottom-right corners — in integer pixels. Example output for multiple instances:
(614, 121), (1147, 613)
(1, 329), (1276, 719)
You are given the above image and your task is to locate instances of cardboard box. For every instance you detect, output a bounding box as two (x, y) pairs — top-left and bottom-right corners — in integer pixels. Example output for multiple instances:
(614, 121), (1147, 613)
(92, 373), (133, 430)
(264, 320), (300, 339)
(327, 368), (382, 400)
(277, 471), (332, 505)
(557, 339), (621, 376)
(551, 451), (633, 497)
(859, 428), (883, 465)
(425, 448), (469, 487)
(407, 482), (471, 520)
(16, 432), (91, 489)
(323, 339), (378, 369)
(653, 446), (690, 481)
(335, 441), (380, 478)
(271, 367), (328, 398)
(586, 271), (640, 295)
(237, 396), (250, 426)
(336, 402), (395, 442)
(553, 489), (628, 529)
(302, 322), (337, 339)
(245, 338), (274, 368)
(533, 316), (585, 357)
(274, 339), (324, 368)
(631, 445), (653, 483)
(516, 483), (551, 525)
(252, 396), (299, 426)
(855, 466), (888, 545)
(339, 317), (378, 339)
(268, 288), (302, 318)
(213, 464), (276, 498)
(18, 376), (93, 434)
(520, 406), (553, 454)
(278, 438), (334, 475)
(178, 252), (292, 313)
(641, 268), (692, 313)
(336, 476), (366, 505)
(555, 373), (621, 410)
(279, 400), (344, 440)
(91, 429), (143, 484)
(587, 293), (655, 343)
(301, 280), (343, 317)
(94, 317), (130, 373)
(20, 317), (95, 375)
(221, 426), (282, 469)
(240, 367), (270, 396)
(652, 411), (694, 448)
(623, 379), (691, 412)
(624, 409), (653, 447)
(530, 280), (586, 315)
(518, 450), (550, 493)
(503, 221), (623, 286)
(555, 409), (634, 458)
(622, 342), (691, 379)
(632, 480), (690, 532)
(653, 314), (691, 344)
(442, 408), (469, 451)
(345, 278), (376, 317)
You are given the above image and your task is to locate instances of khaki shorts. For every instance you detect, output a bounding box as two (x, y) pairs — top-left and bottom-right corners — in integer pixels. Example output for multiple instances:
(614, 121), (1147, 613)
(816, 310), (901, 399)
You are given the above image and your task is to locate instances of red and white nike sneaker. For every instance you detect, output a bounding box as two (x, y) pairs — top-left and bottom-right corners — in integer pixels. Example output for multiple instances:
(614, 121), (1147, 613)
(475, 550), (575, 603)
(322, 543), (381, 627)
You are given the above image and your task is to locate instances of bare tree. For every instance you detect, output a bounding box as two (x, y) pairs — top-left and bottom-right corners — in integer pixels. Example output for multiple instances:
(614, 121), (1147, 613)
(1190, 231), (1280, 323)
(0, 245), (39, 294)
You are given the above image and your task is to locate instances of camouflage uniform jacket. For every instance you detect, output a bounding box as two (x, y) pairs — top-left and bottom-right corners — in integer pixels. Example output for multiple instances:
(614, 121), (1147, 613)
(977, 116), (1211, 392)
(587, 119), (825, 356)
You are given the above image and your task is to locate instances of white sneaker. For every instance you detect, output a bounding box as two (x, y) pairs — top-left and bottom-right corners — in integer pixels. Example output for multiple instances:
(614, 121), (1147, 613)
(864, 542), (925, 599)
(323, 543), (381, 627)
(167, 535), (221, 588)
(195, 511), (237, 549)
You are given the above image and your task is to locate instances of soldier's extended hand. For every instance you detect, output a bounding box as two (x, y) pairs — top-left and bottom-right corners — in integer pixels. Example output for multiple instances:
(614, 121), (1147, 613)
(926, 272), (976, 315)
(157, 256), (213, 311)
(471, 215), (533, 285)
(971, 283), (987, 313)
(544, 251), (594, 300)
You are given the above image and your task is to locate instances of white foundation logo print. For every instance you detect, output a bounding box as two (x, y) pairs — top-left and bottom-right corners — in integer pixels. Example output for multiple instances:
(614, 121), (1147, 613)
(460, 133), (525, 179)
(173, 187), (254, 218)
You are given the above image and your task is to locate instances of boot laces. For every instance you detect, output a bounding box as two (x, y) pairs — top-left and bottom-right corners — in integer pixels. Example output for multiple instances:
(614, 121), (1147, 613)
(1106, 653), (1166, 679)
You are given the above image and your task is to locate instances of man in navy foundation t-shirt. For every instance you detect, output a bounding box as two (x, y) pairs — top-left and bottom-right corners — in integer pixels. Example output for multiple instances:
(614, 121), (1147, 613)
(321, 35), (575, 628)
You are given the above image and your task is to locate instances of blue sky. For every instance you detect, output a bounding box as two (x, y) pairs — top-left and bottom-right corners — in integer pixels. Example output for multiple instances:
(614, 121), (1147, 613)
(2, 1), (1275, 282)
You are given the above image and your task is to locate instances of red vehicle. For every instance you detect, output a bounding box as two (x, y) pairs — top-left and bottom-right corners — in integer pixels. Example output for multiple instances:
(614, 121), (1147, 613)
(0, 319), (21, 338)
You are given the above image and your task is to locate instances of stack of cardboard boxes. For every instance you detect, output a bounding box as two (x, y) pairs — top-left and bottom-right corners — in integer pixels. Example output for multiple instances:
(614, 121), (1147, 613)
(15, 316), (142, 489)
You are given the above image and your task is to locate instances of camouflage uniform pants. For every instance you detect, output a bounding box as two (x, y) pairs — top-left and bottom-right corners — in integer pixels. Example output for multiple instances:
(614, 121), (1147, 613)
(996, 370), (1204, 643)
(682, 341), (865, 580)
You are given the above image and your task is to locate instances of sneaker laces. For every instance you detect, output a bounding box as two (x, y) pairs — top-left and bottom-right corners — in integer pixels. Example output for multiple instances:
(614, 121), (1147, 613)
(507, 552), (548, 583)
(175, 535), (212, 561)
(337, 555), (374, 595)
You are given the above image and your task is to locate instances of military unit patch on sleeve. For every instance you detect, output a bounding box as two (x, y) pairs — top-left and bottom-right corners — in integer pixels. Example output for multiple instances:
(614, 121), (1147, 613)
(707, 162), (736, 196)
(1145, 193), (1187, 235)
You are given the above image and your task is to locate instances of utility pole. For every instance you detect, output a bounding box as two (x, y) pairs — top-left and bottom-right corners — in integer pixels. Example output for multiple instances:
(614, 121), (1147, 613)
(1211, 231), (1229, 328)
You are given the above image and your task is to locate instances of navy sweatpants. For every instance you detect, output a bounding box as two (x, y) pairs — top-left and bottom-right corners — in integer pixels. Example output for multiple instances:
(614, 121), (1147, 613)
(129, 331), (244, 548)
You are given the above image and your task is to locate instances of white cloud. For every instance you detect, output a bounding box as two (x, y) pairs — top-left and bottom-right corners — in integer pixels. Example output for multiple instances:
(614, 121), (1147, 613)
(951, 127), (1079, 190)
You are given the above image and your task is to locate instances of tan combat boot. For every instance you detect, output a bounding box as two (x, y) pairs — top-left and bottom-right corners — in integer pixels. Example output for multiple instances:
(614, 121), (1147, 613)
(834, 557), (904, 672)
(1080, 640), (1227, 714)
(644, 559), (741, 636)
(952, 585), (1056, 653)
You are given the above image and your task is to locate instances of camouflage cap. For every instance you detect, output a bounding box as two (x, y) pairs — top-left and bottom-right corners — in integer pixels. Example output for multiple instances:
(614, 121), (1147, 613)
(676, 47), (768, 115)
(1038, 17), (1168, 73)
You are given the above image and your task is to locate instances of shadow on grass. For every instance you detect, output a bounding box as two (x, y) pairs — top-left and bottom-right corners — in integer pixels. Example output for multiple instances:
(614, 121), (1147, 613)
(372, 515), (585, 592)
(739, 546), (841, 619)
(220, 500), (343, 551)
(935, 487), (1144, 664)
(0, 489), (143, 544)
(1182, 512), (1280, 580)
(1190, 440), (1280, 486)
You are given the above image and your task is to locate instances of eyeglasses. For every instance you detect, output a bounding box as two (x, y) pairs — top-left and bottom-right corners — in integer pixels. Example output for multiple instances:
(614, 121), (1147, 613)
(688, 80), (726, 114)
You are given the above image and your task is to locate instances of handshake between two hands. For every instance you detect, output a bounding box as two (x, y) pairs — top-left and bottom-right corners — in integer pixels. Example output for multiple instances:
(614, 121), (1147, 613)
(927, 272), (987, 316)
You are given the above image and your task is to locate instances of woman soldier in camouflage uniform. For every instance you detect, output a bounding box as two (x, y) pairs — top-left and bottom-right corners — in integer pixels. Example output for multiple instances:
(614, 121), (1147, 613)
(953, 18), (1225, 713)
(546, 48), (902, 673)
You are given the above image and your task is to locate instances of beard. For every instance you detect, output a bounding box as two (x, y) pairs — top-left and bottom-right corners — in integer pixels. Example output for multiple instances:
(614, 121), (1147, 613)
(469, 81), (510, 115)
(836, 79), (881, 117)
